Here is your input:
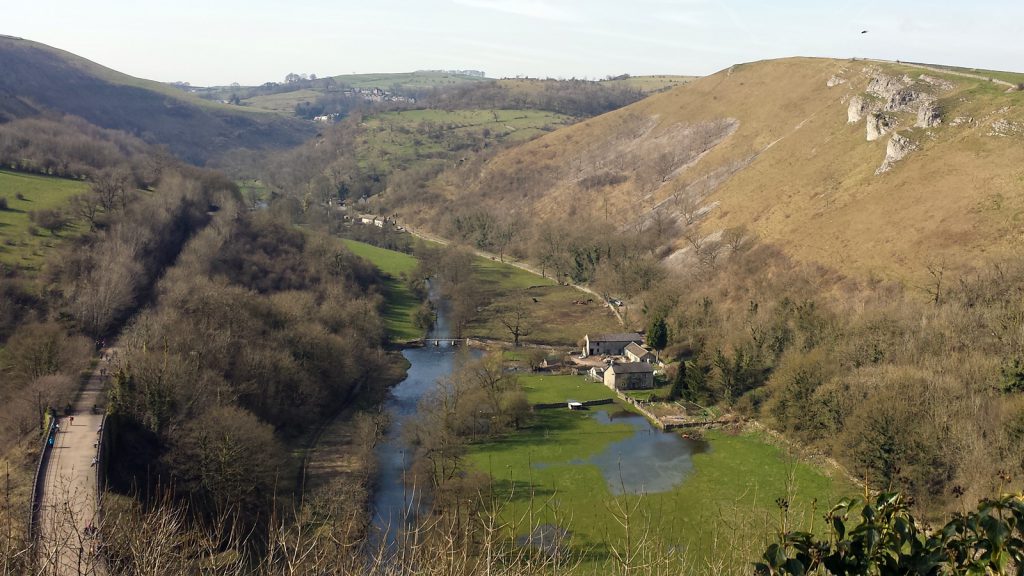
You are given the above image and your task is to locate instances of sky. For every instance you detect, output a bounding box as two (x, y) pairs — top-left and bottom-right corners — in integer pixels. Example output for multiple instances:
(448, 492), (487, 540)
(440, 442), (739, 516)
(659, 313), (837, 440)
(5, 0), (1024, 86)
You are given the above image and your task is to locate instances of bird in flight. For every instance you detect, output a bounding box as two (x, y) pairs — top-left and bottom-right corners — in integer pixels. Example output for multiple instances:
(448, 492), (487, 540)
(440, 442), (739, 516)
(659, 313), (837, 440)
(861, 30), (869, 34)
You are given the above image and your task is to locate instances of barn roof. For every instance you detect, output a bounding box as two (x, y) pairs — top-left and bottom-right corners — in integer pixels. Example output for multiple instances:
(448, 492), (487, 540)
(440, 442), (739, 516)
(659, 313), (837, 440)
(624, 342), (651, 356)
(610, 362), (655, 374)
(588, 332), (643, 343)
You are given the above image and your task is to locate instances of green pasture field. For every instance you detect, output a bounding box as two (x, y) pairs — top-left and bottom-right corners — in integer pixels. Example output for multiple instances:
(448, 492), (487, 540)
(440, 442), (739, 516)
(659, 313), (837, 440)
(340, 236), (620, 346)
(241, 89), (323, 114)
(468, 394), (855, 572)
(357, 108), (572, 174)
(518, 374), (614, 404)
(341, 238), (423, 341)
(0, 170), (88, 271)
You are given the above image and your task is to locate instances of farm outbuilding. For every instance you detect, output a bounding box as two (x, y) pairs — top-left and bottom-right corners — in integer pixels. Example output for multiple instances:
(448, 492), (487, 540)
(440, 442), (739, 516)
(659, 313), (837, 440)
(624, 342), (656, 363)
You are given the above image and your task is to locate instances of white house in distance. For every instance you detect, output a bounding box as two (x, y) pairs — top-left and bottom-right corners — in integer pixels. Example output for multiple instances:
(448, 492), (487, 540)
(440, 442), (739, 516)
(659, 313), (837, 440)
(604, 362), (655, 390)
(582, 332), (644, 357)
(624, 342), (656, 363)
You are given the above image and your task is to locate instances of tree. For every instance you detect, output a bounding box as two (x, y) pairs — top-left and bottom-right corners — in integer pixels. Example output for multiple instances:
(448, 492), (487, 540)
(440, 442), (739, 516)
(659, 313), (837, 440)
(492, 219), (519, 263)
(646, 315), (668, 359)
(91, 167), (132, 212)
(498, 297), (533, 347)
(669, 360), (687, 401)
(72, 193), (103, 230)
(166, 406), (285, 516)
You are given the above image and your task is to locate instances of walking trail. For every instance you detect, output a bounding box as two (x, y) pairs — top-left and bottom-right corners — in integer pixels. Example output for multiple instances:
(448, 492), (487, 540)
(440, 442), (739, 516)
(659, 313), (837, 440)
(403, 225), (625, 327)
(36, 352), (109, 575)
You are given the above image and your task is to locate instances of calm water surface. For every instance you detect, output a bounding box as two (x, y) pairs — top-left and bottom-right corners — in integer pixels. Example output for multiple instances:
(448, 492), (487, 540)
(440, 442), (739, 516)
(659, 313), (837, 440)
(369, 299), (479, 543)
(584, 409), (708, 495)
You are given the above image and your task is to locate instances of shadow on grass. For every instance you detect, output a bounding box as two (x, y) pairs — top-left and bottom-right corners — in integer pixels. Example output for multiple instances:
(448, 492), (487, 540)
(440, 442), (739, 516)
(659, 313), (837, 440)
(485, 477), (557, 503)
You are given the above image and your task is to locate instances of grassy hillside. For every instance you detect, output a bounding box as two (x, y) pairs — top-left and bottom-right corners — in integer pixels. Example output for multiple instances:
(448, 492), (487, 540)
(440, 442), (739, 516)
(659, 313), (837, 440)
(358, 108), (572, 175)
(0, 170), (88, 271)
(329, 71), (489, 89)
(200, 71), (489, 114)
(341, 238), (423, 341)
(599, 74), (697, 92)
(400, 57), (1024, 285)
(0, 36), (313, 164)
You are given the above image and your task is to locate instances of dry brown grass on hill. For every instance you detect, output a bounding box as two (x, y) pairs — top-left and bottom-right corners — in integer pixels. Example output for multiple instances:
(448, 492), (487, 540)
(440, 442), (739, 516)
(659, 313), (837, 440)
(394, 57), (1024, 287)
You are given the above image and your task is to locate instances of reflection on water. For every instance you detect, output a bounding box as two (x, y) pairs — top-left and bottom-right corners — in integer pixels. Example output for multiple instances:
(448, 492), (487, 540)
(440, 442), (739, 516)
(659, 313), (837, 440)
(369, 294), (480, 545)
(540, 409), (708, 495)
(370, 344), (457, 541)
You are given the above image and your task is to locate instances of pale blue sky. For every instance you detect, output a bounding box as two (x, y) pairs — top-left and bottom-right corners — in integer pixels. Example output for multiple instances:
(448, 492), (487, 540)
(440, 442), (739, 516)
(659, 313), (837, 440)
(6, 0), (1023, 86)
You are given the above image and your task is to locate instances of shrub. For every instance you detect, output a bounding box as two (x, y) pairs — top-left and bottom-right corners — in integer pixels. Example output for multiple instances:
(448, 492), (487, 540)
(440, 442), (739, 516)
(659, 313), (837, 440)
(756, 492), (1024, 575)
(15, 192), (25, 201)
(29, 209), (70, 236)
(0, 197), (8, 211)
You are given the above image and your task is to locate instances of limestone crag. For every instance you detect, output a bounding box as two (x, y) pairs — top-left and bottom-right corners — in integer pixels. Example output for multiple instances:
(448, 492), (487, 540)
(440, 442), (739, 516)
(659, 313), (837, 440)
(866, 112), (895, 141)
(876, 133), (918, 174)
(827, 75), (847, 87)
(849, 68), (946, 145)
(847, 95), (869, 123)
(916, 102), (943, 128)
(866, 72), (913, 101)
(883, 89), (928, 113)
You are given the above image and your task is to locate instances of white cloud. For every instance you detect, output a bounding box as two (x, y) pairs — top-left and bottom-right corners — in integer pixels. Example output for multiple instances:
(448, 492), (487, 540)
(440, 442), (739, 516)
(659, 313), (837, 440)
(451, 0), (576, 22)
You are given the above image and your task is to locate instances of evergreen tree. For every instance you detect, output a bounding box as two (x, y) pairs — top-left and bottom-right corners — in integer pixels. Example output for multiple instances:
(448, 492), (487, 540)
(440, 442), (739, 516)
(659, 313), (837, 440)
(670, 360), (687, 400)
(646, 315), (668, 358)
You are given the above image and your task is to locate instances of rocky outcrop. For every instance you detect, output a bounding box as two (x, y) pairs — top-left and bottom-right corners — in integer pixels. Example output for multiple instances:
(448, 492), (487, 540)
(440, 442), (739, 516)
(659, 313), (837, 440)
(883, 89), (927, 113)
(988, 119), (1022, 136)
(827, 75), (847, 87)
(848, 96), (870, 123)
(950, 116), (973, 127)
(866, 112), (895, 141)
(867, 73), (913, 100)
(876, 133), (918, 174)
(916, 102), (942, 128)
(918, 74), (955, 91)
(864, 71), (933, 114)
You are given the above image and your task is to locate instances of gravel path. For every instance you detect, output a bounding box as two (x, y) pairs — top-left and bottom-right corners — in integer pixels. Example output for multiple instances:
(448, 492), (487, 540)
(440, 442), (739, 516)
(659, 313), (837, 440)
(36, 355), (108, 575)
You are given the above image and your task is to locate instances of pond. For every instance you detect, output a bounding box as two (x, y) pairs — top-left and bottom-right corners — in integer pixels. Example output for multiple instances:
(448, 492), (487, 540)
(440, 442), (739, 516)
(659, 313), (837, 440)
(584, 409), (708, 495)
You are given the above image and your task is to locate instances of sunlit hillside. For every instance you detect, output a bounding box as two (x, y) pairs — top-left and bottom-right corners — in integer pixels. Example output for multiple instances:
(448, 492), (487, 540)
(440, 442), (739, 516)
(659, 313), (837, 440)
(405, 57), (1024, 285)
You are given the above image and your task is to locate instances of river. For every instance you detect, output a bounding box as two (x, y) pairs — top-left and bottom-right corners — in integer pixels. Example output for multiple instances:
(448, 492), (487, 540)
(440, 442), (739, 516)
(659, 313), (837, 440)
(368, 294), (705, 544)
(369, 298), (480, 544)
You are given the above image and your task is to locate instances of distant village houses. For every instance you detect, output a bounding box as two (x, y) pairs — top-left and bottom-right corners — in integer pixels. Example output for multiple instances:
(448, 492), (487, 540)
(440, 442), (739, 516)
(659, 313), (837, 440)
(582, 333), (644, 357)
(356, 214), (403, 230)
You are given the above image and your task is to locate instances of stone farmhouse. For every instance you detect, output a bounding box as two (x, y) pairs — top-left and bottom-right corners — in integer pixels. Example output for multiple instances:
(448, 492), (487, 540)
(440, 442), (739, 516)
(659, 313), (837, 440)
(604, 362), (655, 390)
(582, 332), (644, 357)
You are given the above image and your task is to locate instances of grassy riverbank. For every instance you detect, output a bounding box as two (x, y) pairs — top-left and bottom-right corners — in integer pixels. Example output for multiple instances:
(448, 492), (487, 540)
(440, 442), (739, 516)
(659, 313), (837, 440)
(341, 238), (423, 341)
(340, 237), (620, 345)
(467, 374), (856, 571)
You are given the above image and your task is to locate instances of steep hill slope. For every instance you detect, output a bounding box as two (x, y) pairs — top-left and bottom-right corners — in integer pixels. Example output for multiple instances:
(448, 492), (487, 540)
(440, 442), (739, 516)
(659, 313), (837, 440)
(0, 36), (313, 164)
(404, 57), (1024, 284)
